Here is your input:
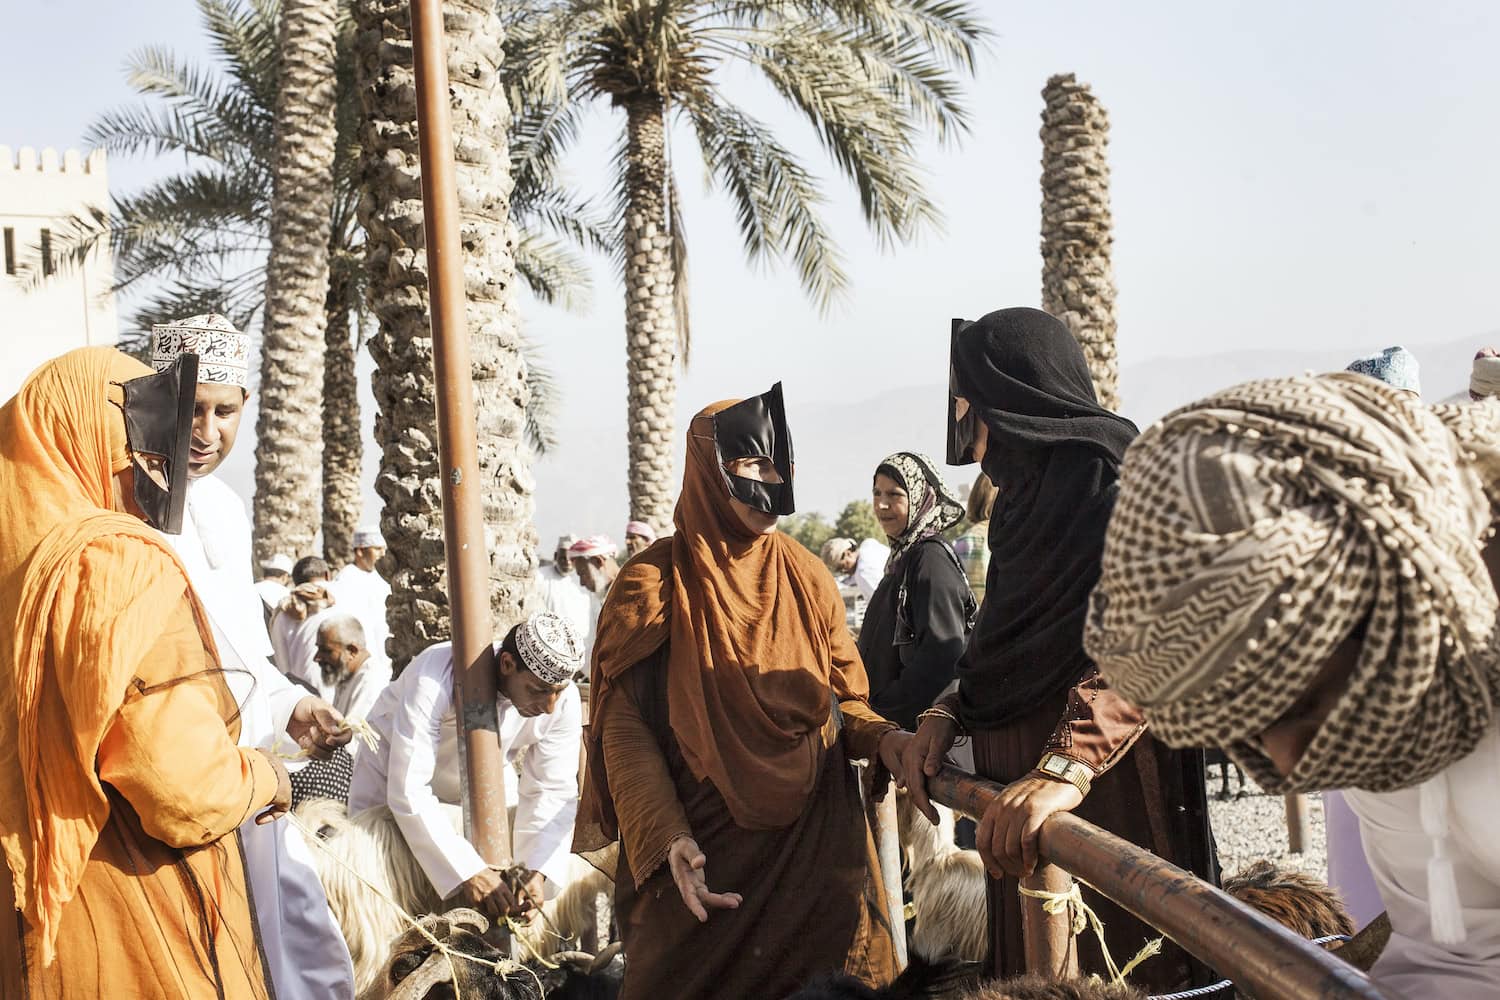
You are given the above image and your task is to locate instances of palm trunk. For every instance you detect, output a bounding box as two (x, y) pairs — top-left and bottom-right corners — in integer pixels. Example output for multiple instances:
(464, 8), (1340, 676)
(622, 95), (678, 536)
(321, 265), (361, 570)
(253, 0), (341, 563)
(1039, 73), (1119, 411)
(353, 0), (535, 670)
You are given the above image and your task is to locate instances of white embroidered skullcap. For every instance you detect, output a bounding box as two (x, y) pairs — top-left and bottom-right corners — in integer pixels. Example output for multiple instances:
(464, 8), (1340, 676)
(555, 534), (579, 551)
(352, 525), (385, 548)
(262, 552), (294, 574)
(150, 313), (251, 388)
(514, 611), (583, 686)
(568, 535), (617, 559)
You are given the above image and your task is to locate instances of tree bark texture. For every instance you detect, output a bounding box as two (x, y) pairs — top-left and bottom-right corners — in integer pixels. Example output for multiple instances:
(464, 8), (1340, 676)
(622, 95), (678, 537)
(253, 0), (340, 563)
(352, 0), (536, 670)
(1039, 73), (1119, 412)
(321, 267), (361, 570)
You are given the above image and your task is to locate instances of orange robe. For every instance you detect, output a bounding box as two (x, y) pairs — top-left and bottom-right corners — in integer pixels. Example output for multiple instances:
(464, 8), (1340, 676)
(0, 592), (281, 998)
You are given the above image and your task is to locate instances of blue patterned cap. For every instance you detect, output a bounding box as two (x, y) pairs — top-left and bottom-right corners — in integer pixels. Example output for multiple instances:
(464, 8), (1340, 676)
(1346, 346), (1421, 397)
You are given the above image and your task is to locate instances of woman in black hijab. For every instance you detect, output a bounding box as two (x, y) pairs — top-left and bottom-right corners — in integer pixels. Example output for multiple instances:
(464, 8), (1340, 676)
(903, 308), (1217, 991)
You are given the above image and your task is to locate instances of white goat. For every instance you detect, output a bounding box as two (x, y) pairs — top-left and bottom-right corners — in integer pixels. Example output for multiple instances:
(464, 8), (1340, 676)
(896, 793), (988, 964)
(293, 799), (612, 998)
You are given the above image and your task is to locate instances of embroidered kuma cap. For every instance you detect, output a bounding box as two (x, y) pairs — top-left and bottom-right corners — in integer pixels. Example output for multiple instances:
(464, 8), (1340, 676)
(513, 611), (584, 686)
(352, 525), (384, 549)
(1345, 346), (1421, 397)
(150, 313), (251, 388)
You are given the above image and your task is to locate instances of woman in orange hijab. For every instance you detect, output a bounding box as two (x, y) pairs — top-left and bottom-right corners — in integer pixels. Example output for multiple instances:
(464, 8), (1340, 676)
(575, 385), (908, 999)
(0, 347), (291, 998)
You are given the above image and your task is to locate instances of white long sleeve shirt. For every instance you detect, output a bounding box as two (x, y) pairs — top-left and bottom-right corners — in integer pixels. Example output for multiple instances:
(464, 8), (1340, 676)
(164, 474), (355, 1000)
(1344, 721), (1500, 999)
(848, 537), (890, 601)
(347, 641), (582, 898)
(330, 562), (392, 657)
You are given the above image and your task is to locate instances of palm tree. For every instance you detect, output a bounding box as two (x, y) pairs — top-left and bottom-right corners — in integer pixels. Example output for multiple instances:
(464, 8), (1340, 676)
(33, 0), (591, 569)
(252, 0), (341, 566)
(1040, 73), (1119, 411)
(352, 0), (540, 667)
(504, 0), (989, 533)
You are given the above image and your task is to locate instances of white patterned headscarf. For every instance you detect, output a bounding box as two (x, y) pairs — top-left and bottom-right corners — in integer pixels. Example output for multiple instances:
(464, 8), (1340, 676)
(1086, 373), (1500, 795)
(875, 452), (964, 574)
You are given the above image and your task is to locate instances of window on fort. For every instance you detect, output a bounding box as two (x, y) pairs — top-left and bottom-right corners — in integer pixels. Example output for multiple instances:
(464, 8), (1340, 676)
(2, 228), (13, 276)
(39, 228), (53, 277)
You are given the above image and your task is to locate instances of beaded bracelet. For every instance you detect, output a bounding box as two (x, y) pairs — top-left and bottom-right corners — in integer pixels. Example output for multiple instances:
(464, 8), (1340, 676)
(916, 705), (965, 735)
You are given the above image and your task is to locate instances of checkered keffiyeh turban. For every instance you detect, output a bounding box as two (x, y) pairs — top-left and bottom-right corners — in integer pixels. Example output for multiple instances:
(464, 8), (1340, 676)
(1085, 373), (1500, 795)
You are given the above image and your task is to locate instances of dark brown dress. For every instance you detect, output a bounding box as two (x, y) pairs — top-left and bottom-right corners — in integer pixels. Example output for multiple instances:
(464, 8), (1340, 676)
(599, 646), (897, 1000)
(961, 680), (1218, 993)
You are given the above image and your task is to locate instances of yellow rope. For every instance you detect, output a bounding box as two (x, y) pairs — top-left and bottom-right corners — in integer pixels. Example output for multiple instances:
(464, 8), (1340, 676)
(1018, 878), (1163, 986)
(276, 715), (381, 761)
(284, 812), (544, 1000)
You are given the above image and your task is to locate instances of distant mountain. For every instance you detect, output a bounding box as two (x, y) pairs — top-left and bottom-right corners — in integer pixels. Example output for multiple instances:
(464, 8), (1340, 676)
(219, 333), (1494, 553)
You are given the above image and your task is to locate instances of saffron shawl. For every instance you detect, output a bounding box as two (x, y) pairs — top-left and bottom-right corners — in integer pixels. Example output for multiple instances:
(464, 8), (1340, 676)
(0, 347), (217, 961)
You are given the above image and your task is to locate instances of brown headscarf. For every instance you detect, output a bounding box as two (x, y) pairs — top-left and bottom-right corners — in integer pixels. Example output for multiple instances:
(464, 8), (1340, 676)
(577, 400), (872, 847)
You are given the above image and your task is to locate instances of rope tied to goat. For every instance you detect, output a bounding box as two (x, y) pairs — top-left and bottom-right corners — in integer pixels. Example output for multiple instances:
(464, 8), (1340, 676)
(1018, 878), (1164, 986)
(276, 716), (381, 761)
(284, 811), (546, 1000)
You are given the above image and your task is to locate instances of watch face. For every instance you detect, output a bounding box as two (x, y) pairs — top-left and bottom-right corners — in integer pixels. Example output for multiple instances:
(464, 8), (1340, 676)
(1043, 757), (1065, 775)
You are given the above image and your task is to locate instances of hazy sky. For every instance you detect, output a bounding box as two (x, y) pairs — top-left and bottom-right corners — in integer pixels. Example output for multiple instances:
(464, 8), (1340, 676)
(6, 0), (1500, 543)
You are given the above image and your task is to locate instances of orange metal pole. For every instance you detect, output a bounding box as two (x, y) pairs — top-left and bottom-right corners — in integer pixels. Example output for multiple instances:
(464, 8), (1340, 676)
(409, 0), (510, 866)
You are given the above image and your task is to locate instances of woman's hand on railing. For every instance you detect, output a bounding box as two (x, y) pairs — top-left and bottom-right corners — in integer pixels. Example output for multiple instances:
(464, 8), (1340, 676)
(975, 775), (1083, 879)
(900, 713), (959, 825)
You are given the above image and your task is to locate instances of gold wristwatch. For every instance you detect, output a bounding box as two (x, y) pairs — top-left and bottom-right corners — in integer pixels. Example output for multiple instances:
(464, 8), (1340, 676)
(1035, 752), (1093, 797)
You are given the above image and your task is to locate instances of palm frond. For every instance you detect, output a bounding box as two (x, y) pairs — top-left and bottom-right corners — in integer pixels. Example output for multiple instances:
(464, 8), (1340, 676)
(681, 93), (849, 311)
(740, 21), (943, 247)
(520, 335), (560, 456)
(722, 0), (991, 72)
(196, 0), (282, 114)
(122, 272), (265, 356)
(667, 170), (691, 365)
(514, 231), (593, 312)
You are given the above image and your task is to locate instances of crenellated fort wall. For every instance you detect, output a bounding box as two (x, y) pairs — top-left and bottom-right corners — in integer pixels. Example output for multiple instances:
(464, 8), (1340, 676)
(0, 145), (118, 398)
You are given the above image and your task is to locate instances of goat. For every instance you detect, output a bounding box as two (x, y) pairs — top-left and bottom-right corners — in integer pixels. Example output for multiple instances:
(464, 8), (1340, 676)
(1221, 860), (1355, 941)
(294, 799), (612, 997)
(365, 909), (621, 1000)
(1202, 748), (1246, 801)
(896, 793), (988, 964)
(367, 908), (538, 1000)
(785, 958), (1143, 1000)
(297, 799), (445, 994)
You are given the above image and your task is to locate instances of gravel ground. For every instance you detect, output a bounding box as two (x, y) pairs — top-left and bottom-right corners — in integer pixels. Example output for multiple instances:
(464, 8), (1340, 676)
(1207, 781), (1327, 883)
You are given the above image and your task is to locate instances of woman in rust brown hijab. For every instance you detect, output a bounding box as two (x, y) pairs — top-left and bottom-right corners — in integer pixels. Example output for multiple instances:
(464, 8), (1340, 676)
(575, 385), (907, 999)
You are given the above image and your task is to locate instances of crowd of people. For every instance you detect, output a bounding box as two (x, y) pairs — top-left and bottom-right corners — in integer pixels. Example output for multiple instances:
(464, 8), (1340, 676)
(0, 305), (1497, 999)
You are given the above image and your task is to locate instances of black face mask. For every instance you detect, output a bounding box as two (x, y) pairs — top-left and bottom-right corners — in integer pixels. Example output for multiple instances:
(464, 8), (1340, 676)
(713, 382), (795, 516)
(947, 317), (982, 465)
(116, 354), (197, 534)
